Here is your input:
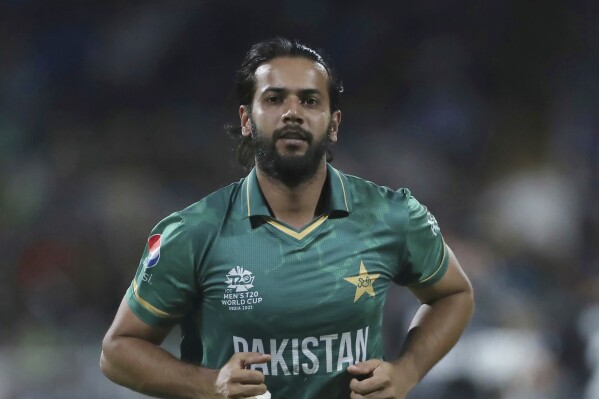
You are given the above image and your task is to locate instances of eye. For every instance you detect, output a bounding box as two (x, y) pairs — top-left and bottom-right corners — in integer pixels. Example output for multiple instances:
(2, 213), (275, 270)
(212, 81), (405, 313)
(266, 96), (281, 104)
(303, 97), (319, 105)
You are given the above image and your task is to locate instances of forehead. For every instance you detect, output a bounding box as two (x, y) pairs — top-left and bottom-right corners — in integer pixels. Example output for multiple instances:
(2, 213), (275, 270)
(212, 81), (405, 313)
(253, 57), (329, 93)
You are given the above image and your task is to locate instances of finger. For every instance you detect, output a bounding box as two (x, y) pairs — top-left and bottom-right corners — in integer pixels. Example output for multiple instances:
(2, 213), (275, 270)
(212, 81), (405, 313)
(349, 375), (387, 395)
(226, 382), (267, 398)
(242, 353), (271, 368)
(230, 352), (272, 368)
(347, 359), (381, 375)
(242, 383), (268, 397)
(229, 368), (267, 384)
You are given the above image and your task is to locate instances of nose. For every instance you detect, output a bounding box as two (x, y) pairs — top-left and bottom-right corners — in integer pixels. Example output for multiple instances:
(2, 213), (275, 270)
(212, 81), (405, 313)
(281, 97), (304, 125)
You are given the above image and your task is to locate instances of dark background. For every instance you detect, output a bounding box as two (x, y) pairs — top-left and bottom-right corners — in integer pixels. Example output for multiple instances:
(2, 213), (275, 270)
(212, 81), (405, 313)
(0, 1), (597, 398)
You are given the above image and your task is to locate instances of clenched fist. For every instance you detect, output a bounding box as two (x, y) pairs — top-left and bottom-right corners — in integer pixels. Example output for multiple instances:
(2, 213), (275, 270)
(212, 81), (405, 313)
(213, 352), (271, 399)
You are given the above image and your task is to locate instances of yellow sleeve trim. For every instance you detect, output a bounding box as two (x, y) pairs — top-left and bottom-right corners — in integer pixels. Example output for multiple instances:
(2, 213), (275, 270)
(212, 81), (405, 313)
(415, 240), (448, 285)
(132, 279), (181, 319)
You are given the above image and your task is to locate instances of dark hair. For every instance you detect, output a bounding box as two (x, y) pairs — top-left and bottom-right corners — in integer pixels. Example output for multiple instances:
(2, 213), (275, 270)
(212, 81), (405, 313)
(226, 37), (344, 167)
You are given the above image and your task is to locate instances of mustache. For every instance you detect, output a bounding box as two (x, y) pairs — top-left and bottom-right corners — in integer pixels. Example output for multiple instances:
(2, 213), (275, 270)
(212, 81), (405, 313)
(273, 126), (313, 143)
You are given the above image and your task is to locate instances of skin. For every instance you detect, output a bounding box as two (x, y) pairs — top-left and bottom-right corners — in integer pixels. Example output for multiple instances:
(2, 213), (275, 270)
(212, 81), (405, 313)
(240, 57), (341, 229)
(100, 298), (270, 399)
(100, 56), (474, 399)
(346, 246), (473, 398)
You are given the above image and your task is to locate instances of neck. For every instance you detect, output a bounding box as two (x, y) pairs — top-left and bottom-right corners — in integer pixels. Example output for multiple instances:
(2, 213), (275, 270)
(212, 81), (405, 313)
(255, 161), (328, 229)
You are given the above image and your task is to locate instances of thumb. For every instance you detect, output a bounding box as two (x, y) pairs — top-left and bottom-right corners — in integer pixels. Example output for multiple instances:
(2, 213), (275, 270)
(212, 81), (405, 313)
(347, 359), (381, 376)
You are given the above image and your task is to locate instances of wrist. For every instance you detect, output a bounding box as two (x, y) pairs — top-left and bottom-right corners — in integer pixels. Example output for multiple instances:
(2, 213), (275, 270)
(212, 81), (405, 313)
(191, 365), (220, 399)
(391, 356), (420, 392)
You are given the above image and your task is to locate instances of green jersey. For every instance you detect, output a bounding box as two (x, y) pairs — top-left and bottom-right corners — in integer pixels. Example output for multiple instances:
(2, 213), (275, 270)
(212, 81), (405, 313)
(126, 163), (448, 398)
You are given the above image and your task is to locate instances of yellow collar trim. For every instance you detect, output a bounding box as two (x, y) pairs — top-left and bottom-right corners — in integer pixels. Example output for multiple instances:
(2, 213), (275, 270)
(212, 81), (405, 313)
(266, 215), (329, 240)
(246, 175), (251, 216)
(333, 168), (350, 212)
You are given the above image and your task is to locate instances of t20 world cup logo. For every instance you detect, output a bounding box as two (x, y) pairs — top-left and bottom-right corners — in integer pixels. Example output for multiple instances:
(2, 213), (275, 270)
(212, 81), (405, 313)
(225, 266), (255, 292)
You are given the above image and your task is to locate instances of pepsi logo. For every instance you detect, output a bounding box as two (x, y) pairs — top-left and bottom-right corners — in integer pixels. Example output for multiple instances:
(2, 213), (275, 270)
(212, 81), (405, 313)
(144, 234), (161, 268)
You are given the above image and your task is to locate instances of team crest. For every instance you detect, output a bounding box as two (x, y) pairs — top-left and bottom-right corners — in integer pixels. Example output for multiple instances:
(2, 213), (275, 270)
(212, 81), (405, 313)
(144, 234), (161, 268)
(344, 261), (380, 302)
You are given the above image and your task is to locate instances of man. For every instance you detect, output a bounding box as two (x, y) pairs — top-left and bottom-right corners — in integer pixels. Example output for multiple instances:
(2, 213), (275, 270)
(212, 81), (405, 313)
(100, 37), (474, 399)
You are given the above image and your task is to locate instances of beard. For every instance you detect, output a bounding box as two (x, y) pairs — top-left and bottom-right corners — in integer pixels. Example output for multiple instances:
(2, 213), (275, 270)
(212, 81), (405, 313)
(250, 117), (332, 187)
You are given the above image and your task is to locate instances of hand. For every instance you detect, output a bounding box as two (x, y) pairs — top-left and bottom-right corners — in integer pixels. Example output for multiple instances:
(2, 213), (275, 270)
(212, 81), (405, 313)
(213, 352), (271, 399)
(347, 359), (412, 399)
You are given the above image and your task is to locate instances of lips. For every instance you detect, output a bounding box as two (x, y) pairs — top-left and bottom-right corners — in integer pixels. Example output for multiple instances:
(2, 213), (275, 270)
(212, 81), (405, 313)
(275, 127), (311, 143)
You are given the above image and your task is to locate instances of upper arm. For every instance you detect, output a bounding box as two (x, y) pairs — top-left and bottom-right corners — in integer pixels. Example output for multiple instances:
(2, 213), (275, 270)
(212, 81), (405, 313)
(104, 297), (174, 346)
(409, 245), (473, 305)
(126, 212), (199, 327)
(103, 211), (203, 347)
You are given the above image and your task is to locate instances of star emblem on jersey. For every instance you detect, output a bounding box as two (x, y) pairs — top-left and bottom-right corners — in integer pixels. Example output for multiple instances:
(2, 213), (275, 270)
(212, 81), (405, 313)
(344, 261), (380, 302)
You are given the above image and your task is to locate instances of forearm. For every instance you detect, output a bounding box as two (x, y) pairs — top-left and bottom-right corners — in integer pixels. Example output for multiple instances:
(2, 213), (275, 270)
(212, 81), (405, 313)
(394, 289), (474, 387)
(100, 335), (217, 399)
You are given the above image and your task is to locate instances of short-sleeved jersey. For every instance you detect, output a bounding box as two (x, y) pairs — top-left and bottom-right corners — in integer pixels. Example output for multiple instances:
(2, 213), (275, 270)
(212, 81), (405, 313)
(126, 163), (448, 398)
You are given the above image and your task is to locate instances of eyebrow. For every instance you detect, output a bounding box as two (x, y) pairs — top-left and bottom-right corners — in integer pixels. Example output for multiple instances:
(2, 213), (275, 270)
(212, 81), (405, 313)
(261, 87), (323, 97)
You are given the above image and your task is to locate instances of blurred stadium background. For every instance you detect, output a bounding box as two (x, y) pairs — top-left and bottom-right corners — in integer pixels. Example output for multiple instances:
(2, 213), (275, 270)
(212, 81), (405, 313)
(0, 1), (597, 398)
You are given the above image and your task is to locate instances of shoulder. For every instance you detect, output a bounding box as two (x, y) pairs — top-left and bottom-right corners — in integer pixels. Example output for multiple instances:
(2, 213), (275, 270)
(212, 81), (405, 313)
(338, 170), (434, 231)
(155, 179), (245, 240)
(180, 180), (243, 222)
(342, 171), (413, 208)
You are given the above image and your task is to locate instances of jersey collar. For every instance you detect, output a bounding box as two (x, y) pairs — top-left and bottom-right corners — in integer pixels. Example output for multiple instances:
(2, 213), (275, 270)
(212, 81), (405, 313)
(241, 163), (352, 220)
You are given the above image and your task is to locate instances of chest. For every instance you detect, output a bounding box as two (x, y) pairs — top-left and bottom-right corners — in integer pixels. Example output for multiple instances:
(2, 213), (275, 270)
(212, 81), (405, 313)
(198, 218), (401, 335)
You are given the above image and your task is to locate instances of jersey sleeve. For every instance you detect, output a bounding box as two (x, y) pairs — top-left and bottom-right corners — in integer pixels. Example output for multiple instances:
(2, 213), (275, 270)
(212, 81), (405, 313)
(395, 193), (449, 287)
(125, 212), (197, 326)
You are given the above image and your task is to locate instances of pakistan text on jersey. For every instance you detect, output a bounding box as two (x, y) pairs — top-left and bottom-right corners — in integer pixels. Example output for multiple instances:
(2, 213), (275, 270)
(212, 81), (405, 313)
(233, 326), (369, 376)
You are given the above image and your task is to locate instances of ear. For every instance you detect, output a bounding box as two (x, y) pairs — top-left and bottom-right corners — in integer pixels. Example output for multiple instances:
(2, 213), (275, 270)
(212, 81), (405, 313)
(239, 105), (252, 137)
(329, 110), (341, 143)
